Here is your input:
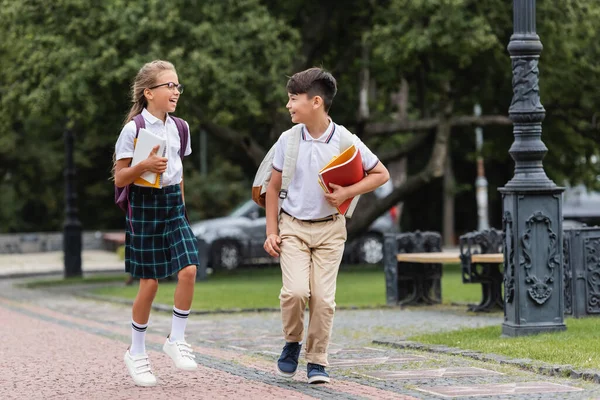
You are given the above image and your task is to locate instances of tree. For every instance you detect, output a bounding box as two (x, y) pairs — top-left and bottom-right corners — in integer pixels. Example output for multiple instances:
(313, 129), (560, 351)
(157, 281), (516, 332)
(0, 0), (299, 231)
(342, 0), (600, 238)
(0, 0), (598, 238)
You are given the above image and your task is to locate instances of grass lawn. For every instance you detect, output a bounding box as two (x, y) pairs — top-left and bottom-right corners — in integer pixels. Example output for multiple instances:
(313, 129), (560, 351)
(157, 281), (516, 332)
(409, 318), (600, 370)
(86, 263), (480, 310)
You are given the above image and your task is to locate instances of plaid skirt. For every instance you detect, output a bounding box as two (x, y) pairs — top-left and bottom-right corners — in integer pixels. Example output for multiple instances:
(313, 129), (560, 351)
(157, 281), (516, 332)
(125, 184), (199, 279)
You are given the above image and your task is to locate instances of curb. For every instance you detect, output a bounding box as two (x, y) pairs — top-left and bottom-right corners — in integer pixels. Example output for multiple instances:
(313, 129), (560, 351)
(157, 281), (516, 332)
(74, 291), (398, 315)
(373, 339), (600, 384)
(0, 268), (124, 280)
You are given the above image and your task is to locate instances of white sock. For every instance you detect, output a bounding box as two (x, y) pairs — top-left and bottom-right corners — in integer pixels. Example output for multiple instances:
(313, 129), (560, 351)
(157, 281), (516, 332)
(169, 306), (190, 342)
(130, 320), (148, 356)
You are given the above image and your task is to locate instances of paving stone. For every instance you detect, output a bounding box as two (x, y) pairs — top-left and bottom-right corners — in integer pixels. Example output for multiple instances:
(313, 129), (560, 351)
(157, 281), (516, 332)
(336, 347), (387, 354)
(329, 354), (426, 368)
(415, 382), (584, 397)
(329, 357), (389, 367)
(360, 367), (503, 380)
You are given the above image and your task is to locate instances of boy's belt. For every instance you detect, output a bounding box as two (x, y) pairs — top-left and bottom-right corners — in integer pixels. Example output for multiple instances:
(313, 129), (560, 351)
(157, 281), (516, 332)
(281, 208), (338, 223)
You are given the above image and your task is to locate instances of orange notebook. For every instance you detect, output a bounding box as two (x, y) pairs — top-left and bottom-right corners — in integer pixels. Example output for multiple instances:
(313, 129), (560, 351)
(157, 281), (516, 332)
(318, 144), (365, 215)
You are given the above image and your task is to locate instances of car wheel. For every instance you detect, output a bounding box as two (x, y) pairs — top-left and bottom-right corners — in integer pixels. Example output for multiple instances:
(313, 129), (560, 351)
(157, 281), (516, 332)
(356, 234), (384, 265)
(213, 240), (241, 270)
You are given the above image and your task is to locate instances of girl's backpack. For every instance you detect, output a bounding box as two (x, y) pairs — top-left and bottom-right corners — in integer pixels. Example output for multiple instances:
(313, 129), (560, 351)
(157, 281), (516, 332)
(251, 123), (359, 217)
(114, 114), (189, 213)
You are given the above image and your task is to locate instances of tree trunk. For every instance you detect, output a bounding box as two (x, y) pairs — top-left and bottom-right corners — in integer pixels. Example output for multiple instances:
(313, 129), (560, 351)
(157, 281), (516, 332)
(358, 39), (370, 122)
(346, 108), (451, 240)
(388, 157), (407, 225)
(364, 115), (512, 137)
(443, 152), (455, 246)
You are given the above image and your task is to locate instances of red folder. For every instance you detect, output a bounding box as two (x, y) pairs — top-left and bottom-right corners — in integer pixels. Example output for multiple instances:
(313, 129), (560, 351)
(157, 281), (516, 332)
(318, 144), (365, 215)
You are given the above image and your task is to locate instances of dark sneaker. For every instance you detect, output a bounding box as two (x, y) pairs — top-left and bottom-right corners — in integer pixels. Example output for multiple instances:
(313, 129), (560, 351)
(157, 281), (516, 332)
(276, 342), (302, 378)
(307, 363), (330, 384)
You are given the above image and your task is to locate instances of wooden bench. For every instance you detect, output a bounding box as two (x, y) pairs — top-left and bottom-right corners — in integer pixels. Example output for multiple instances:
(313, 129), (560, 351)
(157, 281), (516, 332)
(384, 231), (444, 306)
(383, 230), (504, 312)
(458, 229), (504, 312)
(396, 252), (503, 264)
(395, 251), (504, 312)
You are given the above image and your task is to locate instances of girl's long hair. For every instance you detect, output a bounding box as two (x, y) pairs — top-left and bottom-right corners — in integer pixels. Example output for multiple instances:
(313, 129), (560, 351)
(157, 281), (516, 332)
(123, 60), (177, 126)
(112, 60), (177, 179)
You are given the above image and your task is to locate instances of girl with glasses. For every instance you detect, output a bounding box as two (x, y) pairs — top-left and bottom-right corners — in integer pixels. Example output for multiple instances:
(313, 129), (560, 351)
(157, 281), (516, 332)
(113, 60), (199, 387)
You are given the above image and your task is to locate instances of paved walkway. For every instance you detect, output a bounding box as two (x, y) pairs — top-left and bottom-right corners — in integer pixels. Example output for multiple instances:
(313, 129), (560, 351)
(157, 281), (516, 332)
(0, 250), (124, 278)
(1, 276), (598, 399)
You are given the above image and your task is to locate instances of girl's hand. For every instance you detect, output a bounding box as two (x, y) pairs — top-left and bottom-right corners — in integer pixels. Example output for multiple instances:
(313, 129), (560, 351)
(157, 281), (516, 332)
(144, 145), (168, 174)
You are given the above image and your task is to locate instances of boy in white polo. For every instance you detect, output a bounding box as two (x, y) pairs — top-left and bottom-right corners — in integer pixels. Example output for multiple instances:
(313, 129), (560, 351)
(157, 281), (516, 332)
(263, 67), (390, 384)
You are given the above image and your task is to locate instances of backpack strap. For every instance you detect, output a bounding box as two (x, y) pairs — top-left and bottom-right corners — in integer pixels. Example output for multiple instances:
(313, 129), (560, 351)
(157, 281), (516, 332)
(170, 116), (189, 160)
(135, 114), (189, 160)
(337, 125), (361, 218)
(170, 116), (191, 220)
(338, 125), (356, 153)
(120, 114), (147, 230)
(133, 114), (145, 137)
(279, 125), (302, 200)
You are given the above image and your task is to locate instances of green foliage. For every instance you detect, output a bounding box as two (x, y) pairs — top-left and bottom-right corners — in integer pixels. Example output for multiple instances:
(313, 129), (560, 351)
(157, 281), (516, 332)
(0, 0), (598, 233)
(366, 0), (600, 232)
(0, 0), (298, 232)
(369, 0), (502, 94)
(183, 159), (248, 222)
(535, 0), (600, 189)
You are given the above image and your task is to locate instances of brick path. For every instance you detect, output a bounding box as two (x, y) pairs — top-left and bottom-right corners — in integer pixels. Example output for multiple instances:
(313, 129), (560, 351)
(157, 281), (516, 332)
(1, 276), (598, 399)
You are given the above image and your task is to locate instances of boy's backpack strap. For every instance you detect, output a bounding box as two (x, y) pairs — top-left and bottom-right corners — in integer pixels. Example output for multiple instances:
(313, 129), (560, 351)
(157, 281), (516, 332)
(279, 125), (302, 200)
(337, 124), (361, 218)
(338, 124), (356, 153)
(170, 116), (189, 160)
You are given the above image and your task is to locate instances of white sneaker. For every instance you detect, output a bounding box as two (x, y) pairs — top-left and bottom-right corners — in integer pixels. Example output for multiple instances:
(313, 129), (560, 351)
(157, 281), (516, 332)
(124, 350), (157, 387)
(163, 338), (198, 371)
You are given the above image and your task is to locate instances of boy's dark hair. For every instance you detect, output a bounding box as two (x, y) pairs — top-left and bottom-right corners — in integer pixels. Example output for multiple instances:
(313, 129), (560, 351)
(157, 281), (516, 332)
(286, 67), (337, 112)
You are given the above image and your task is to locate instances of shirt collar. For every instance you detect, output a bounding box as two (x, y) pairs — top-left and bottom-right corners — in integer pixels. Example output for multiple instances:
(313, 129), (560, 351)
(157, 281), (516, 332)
(301, 119), (336, 143)
(142, 108), (170, 125)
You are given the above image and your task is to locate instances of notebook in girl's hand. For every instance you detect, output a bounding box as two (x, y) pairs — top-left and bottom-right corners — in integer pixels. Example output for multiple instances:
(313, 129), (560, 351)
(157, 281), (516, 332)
(131, 128), (167, 187)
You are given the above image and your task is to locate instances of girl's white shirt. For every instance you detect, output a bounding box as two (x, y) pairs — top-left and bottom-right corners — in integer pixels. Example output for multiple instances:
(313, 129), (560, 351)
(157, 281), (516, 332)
(115, 108), (192, 187)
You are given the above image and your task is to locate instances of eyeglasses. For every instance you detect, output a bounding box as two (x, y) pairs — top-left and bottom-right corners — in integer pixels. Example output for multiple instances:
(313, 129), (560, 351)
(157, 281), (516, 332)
(148, 82), (184, 94)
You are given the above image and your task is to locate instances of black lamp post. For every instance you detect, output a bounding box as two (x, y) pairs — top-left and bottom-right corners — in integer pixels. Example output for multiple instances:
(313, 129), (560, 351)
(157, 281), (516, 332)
(499, 0), (565, 336)
(63, 123), (82, 278)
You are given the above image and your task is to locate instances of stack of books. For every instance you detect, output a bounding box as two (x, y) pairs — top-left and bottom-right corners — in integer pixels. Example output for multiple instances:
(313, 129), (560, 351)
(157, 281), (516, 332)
(318, 144), (365, 215)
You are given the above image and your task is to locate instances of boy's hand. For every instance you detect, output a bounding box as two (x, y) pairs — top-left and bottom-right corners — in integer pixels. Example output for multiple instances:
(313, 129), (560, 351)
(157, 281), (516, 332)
(325, 183), (349, 208)
(264, 234), (281, 257)
(144, 145), (168, 174)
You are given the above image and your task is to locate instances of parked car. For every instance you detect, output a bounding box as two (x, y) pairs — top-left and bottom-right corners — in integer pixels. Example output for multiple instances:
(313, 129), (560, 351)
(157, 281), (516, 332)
(191, 183), (399, 269)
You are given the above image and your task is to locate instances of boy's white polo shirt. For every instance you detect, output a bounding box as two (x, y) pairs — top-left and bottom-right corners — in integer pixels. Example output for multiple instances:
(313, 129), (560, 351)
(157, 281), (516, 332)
(115, 108), (192, 187)
(272, 121), (379, 220)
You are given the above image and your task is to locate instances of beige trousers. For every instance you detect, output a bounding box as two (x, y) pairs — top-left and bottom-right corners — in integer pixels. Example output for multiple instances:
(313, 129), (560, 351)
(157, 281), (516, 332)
(278, 212), (347, 366)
